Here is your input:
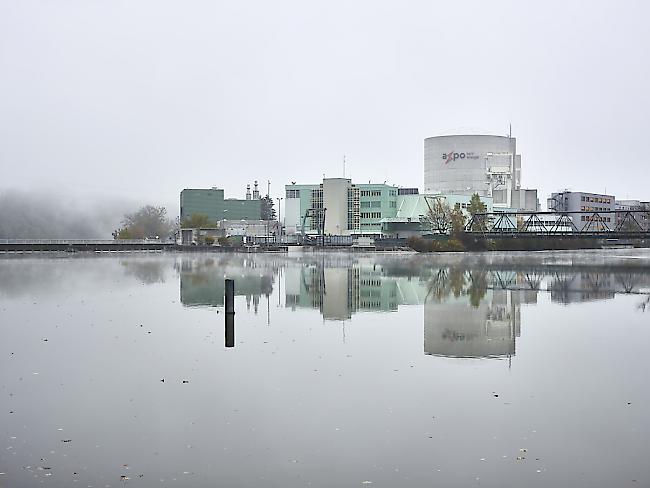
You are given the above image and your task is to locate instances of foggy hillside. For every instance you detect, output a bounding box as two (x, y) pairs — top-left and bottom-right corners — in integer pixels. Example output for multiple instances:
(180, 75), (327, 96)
(0, 189), (176, 239)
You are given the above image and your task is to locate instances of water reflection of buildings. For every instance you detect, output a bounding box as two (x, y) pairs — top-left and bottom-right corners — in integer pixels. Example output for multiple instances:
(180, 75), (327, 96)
(424, 287), (523, 359)
(548, 272), (616, 304)
(178, 257), (274, 312)
(176, 254), (650, 359)
(283, 261), (650, 359)
(284, 260), (429, 320)
(423, 268), (650, 358)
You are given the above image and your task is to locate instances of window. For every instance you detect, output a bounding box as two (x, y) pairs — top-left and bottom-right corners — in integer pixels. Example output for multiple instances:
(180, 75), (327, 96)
(370, 201), (381, 208)
(361, 201), (371, 208)
(389, 201), (396, 208)
(286, 189), (300, 198)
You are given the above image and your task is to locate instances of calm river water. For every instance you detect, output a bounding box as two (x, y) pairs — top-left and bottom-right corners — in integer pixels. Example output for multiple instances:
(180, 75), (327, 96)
(1, 251), (649, 487)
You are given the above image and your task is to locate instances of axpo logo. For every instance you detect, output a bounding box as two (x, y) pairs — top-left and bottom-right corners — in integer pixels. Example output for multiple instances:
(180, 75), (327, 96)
(441, 151), (479, 164)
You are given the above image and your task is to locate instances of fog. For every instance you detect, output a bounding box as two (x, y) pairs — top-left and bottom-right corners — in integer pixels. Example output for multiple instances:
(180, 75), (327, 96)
(0, 188), (168, 239)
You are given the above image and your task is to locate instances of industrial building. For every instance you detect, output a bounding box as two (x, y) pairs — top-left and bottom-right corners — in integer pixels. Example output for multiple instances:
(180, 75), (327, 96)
(284, 178), (401, 236)
(548, 190), (616, 231)
(424, 134), (539, 211)
(180, 181), (264, 223)
(284, 178), (493, 238)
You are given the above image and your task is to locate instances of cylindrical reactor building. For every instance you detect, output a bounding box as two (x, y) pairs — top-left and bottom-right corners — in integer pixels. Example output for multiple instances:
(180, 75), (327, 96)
(424, 135), (521, 207)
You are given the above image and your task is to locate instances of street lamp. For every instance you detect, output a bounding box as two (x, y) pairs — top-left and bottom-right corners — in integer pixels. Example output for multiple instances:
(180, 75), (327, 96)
(276, 197), (283, 237)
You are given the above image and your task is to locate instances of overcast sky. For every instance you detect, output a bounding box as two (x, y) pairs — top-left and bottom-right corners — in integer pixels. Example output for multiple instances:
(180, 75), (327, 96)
(1, 0), (649, 216)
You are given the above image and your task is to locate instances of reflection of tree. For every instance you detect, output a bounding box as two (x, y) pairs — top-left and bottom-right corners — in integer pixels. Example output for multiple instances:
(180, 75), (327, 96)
(615, 273), (641, 293)
(425, 267), (486, 305)
(426, 269), (450, 302)
(426, 268), (468, 302)
(467, 270), (488, 308)
(638, 296), (650, 312)
(449, 269), (466, 298)
(120, 260), (167, 284)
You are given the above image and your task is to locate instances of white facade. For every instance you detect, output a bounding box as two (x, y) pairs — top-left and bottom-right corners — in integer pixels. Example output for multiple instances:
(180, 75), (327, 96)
(322, 178), (351, 236)
(548, 191), (615, 231)
(284, 198), (302, 234)
(217, 219), (276, 237)
(424, 134), (521, 208)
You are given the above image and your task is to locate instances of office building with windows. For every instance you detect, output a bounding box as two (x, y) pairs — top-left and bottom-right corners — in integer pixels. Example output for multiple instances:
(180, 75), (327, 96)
(548, 191), (616, 231)
(284, 178), (400, 236)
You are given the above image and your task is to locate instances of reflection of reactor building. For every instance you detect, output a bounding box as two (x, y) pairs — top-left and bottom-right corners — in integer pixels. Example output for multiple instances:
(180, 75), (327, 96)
(424, 289), (524, 358)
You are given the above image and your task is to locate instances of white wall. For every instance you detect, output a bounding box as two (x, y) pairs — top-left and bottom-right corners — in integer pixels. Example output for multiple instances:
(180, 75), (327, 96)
(424, 135), (519, 206)
(323, 178), (351, 236)
(284, 198), (301, 234)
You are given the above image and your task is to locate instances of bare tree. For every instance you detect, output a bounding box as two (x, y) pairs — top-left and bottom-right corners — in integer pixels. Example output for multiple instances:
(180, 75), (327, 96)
(422, 197), (452, 234)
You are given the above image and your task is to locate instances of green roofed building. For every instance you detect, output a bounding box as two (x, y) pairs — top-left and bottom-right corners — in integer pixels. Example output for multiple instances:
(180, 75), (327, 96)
(180, 187), (263, 224)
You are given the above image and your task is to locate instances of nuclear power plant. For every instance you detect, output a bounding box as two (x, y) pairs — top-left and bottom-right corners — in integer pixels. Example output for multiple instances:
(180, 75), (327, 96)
(424, 134), (538, 211)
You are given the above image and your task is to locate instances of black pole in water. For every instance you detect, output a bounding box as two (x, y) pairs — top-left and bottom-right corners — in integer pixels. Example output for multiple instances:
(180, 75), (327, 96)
(225, 313), (235, 348)
(225, 279), (235, 347)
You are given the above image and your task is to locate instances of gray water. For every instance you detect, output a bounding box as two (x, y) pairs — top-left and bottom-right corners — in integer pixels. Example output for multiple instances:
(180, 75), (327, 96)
(1, 251), (649, 487)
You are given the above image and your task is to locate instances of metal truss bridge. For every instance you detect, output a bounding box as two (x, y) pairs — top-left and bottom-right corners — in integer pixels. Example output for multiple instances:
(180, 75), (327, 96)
(464, 210), (650, 239)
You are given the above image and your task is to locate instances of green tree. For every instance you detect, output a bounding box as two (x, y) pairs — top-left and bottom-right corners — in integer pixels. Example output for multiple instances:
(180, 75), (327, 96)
(450, 203), (466, 237)
(467, 193), (489, 232)
(467, 193), (487, 216)
(181, 213), (212, 229)
(113, 205), (173, 240)
(261, 196), (276, 221)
